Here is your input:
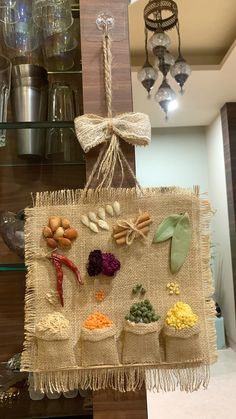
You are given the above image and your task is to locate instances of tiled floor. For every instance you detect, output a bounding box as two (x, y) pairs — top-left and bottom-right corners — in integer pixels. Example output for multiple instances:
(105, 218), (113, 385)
(147, 349), (236, 419)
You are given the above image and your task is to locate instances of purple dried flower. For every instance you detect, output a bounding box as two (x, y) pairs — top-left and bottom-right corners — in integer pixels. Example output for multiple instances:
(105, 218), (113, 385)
(87, 250), (103, 276)
(101, 252), (121, 276)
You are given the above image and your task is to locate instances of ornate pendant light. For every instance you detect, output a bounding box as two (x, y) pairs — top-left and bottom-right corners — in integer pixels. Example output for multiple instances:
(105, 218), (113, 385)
(137, 28), (158, 98)
(155, 77), (176, 120)
(170, 21), (191, 94)
(137, 0), (191, 118)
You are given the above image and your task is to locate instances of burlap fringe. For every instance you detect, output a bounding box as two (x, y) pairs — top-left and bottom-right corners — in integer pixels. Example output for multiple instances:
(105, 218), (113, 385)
(21, 207), (39, 370)
(199, 196), (218, 365)
(22, 186), (217, 392)
(32, 363), (210, 394)
(33, 186), (201, 207)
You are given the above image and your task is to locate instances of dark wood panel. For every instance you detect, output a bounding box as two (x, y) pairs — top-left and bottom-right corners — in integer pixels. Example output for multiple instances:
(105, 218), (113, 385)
(221, 103), (236, 306)
(80, 0), (136, 187)
(0, 163), (86, 265)
(0, 271), (25, 361)
(93, 388), (148, 419)
(0, 164), (86, 210)
(0, 373), (92, 419)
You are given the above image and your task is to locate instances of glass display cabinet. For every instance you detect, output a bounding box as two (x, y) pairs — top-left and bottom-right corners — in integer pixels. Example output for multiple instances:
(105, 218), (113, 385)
(0, 1), (84, 271)
(0, 3), (89, 417)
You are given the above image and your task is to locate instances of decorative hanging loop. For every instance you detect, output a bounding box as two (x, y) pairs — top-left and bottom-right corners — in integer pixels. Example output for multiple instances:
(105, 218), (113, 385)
(74, 18), (151, 193)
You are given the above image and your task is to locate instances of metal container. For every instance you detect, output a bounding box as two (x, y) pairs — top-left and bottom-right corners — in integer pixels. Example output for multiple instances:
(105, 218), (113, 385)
(11, 64), (48, 80)
(11, 64), (48, 158)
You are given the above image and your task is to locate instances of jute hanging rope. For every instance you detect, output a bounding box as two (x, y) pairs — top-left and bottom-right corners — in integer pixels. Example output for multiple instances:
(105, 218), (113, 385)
(74, 32), (151, 193)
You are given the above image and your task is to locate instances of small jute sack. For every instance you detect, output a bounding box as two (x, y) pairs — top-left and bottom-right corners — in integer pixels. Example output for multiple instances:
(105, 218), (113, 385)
(81, 326), (119, 367)
(34, 313), (76, 371)
(164, 323), (202, 363)
(122, 320), (162, 365)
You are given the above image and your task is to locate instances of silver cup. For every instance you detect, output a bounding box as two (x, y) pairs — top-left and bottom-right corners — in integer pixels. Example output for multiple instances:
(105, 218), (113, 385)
(0, 55), (11, 147)
(11, 64), (48, 158)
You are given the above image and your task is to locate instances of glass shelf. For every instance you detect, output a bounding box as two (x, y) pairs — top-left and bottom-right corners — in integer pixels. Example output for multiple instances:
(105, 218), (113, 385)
(0, 122), (85, 166)
(48, 70), (82, 75)
(0, 264), (26, 271)
(0, 119), (86, 270)
(0, 162), (85, 167)
(0, 121), (76, 129)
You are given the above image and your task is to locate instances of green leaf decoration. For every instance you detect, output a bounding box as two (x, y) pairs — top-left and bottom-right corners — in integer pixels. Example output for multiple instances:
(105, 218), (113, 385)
(152, 214), (182, 243)
(170, 213), (192, 274)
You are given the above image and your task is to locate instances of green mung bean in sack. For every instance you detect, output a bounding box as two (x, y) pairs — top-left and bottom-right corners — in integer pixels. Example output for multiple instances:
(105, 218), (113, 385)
(122, 320), (162, 364)
(123, 300), (162, 364)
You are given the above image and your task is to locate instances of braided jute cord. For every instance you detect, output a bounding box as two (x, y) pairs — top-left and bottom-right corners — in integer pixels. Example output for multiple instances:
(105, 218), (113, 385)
(83, 32), (143, 195)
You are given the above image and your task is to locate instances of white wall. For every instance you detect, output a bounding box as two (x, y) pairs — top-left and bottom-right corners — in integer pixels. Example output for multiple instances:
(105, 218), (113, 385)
(206, 116), (236, 349)
(135, 126), (208, 190)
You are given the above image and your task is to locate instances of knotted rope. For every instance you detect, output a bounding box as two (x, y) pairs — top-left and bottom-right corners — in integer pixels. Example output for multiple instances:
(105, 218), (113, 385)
(74, 30), (151, 194)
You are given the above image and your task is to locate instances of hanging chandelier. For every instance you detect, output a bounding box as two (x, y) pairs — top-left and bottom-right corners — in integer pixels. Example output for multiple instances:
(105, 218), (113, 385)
(137, 0), (191, 119)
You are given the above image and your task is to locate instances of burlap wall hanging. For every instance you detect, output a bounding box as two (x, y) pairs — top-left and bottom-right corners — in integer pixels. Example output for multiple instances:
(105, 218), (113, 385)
(21, 27), (217, 394)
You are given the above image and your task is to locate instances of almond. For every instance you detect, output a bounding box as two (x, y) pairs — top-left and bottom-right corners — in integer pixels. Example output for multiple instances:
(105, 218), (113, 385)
(49, 216), (61, 232)
(57, 237), (72, 249)
(46, 238), (58, 248)
(43, 226), (53, 238)
(61, 218), (70, 229)
(63, 228), (78, 240)
(53, 227), (65, 239)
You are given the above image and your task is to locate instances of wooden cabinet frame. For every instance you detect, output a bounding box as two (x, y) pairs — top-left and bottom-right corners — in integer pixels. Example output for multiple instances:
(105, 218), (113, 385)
(221, 103), (236, 308)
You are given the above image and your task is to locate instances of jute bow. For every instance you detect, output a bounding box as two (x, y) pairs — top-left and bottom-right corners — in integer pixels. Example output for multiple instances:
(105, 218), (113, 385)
(74, 112), (151, 153)
(74, 112), (151, 191)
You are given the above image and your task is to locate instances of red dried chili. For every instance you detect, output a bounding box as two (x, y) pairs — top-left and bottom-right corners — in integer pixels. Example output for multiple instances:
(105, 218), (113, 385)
(52, 253), (83, 285)
(52, 257), (64, 307)
(50, 252), (83, 307)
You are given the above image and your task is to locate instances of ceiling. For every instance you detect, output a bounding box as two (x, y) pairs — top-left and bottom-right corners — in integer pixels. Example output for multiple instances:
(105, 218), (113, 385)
(128, 0), (236, 127)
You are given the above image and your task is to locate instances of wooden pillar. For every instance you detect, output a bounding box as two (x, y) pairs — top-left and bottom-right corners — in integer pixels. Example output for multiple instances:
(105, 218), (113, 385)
(80, 0), (147, 418)
(80, 0), (136, 188)
(221, 103), (236, 304)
